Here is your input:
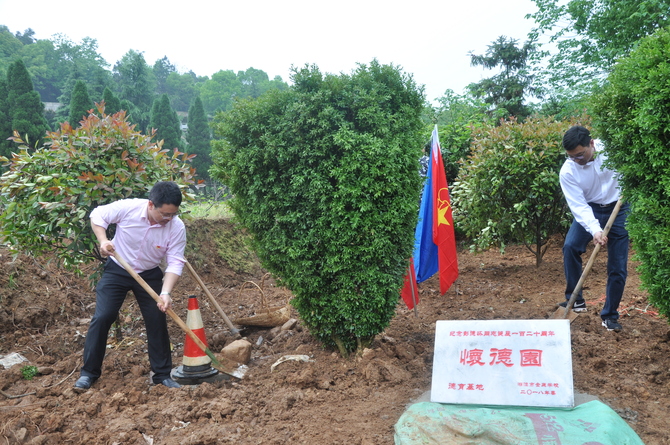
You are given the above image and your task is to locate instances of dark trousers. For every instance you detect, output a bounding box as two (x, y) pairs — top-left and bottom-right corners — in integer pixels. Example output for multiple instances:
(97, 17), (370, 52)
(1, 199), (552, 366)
(563, 202), (629, 321)
(81, 259), (172, 383)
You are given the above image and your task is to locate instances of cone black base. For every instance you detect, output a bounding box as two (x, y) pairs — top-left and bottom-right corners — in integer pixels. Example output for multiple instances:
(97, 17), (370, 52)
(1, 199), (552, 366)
(171, 365), (230, 385)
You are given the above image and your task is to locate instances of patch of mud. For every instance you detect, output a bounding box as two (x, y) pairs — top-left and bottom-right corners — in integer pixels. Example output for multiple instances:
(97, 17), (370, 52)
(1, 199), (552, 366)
(0, 227), (668, 445)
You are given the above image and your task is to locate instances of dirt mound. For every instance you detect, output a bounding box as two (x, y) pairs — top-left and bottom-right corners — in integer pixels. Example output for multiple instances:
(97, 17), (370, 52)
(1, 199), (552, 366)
(0, 224), (669, 444)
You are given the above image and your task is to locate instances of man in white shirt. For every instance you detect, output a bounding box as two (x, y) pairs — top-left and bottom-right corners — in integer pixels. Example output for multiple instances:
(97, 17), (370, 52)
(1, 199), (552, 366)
(559, 126), (629, 332)
(74, 181), (187, 391)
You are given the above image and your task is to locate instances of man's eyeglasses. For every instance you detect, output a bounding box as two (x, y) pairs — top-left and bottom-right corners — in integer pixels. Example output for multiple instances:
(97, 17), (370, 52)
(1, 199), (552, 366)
(157, 209), (180, 219)
(566, 152), (587, 160)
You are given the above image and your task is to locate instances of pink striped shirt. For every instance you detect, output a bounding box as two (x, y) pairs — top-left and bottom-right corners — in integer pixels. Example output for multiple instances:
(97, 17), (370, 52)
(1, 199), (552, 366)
(90, 198), (186, 275)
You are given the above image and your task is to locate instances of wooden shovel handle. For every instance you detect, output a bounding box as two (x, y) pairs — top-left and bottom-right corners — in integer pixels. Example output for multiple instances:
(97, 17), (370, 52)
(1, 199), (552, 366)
(111, 253), (212, 356)
(185, 262), (240, 335)
(561, 198), (624, 317)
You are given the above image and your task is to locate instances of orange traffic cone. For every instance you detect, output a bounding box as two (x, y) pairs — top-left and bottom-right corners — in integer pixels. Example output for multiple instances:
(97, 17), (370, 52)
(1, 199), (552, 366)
(171, 295), (219, 384)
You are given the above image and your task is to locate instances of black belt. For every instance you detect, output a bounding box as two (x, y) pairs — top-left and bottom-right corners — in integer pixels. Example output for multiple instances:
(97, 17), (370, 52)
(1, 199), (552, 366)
(588, 201), (616, 208)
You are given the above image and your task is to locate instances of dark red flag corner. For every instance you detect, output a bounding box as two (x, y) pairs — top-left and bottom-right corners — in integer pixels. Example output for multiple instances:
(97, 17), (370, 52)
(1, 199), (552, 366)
(401, 258), (420, 310)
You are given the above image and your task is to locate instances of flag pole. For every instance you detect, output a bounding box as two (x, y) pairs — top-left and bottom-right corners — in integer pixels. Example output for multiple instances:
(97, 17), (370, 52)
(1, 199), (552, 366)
(409, 264), (418, 318)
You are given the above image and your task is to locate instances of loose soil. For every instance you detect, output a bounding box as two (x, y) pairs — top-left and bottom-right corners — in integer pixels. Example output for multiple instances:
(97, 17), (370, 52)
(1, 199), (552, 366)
(0, 219), (668, 445)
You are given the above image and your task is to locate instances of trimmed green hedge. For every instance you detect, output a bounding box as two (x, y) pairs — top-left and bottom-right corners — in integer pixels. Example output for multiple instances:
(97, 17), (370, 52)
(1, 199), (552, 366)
(211, 61), (425, 355)
(592, 26), (670, 318)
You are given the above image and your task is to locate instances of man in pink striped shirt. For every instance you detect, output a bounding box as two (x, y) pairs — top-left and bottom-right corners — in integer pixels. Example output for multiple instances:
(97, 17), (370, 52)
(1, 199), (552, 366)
(74, 181), (187, 391)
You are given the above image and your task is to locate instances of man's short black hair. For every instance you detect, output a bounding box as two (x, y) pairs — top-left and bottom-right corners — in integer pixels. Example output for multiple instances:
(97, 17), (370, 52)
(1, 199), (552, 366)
(149, 181), (182, 207)
(563, 125), (592, 151)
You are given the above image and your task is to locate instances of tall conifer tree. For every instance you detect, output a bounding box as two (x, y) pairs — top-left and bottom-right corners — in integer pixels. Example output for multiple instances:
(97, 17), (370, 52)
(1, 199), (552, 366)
(467, 36), (537, 119)
(0, 77), (13, 157)
(6, 59), (49, 149)
(68, 80), (93, 125)
(150, 94), (182, 150)
(102, 87), (122, 115)
(186, 96), (211, 180)
(55, 66), (81, 124)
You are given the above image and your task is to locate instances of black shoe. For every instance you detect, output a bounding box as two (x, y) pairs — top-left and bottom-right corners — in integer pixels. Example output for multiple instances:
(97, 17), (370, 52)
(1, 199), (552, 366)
(74, 376), (95, 392)
(602, 319), (622, 332)
(160, 378), (181, 388)
(558, 300), (587, 312)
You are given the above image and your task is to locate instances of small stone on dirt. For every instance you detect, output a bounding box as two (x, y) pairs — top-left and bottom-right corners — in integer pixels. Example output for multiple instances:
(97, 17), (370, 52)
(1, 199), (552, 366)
(382, 335), (397, 344)
(361, 348), (376, 360)
(14, 427), (27, 442)
(221, 339), (252, 364)
(281, 318), (298, 331)
(268, 326), (282, 339)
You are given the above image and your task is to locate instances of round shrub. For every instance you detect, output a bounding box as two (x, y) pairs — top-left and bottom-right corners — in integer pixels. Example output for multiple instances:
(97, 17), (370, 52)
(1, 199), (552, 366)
(211, 61), (425, 355)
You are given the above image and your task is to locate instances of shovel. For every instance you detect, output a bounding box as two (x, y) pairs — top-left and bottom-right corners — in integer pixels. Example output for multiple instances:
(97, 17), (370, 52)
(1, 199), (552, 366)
(184, 261), (241, 337)
(112, 252), (241, 379)
(551, 198), (623, 321)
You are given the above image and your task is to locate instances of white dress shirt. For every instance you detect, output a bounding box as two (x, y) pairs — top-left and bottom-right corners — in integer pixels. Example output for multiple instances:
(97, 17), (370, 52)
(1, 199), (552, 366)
(90, 198), (186, 275)
(559, 140), (621, 236)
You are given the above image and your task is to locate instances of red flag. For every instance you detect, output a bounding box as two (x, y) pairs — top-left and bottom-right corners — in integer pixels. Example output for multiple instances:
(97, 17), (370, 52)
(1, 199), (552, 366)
(430, 125), (459, 294)
(401, 258), (420, 310)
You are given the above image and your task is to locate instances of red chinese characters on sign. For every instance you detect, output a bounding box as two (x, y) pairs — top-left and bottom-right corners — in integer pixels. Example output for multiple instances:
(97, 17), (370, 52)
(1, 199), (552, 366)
(447, 383), (485, 391)
(520, 349), (543, 367)
(459, 348), (485, 366)
(433, 320), (573, 407)
(520, 389), (558, 396)
(449, 330), (556, 337)
(518, 382), (560, 396)
(518, 382), (560, 388)
(460, 348), (544, 367)
(489, 348), (514, 367)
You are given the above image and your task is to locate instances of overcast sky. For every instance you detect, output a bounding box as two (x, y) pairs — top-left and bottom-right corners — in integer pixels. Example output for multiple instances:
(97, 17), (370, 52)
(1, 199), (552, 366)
(0, 0), (538, 103)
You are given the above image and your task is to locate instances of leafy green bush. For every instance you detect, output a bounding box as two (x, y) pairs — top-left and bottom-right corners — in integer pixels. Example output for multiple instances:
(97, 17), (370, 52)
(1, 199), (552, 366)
(211, 61), (425, 356)
(592, 27), (670, 318)
(452, 115), (588, 266)
(0, 103), (200, 274)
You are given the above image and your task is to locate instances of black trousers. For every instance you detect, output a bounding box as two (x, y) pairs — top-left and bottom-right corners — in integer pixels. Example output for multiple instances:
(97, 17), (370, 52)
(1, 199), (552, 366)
(81, 259), (172, 383)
